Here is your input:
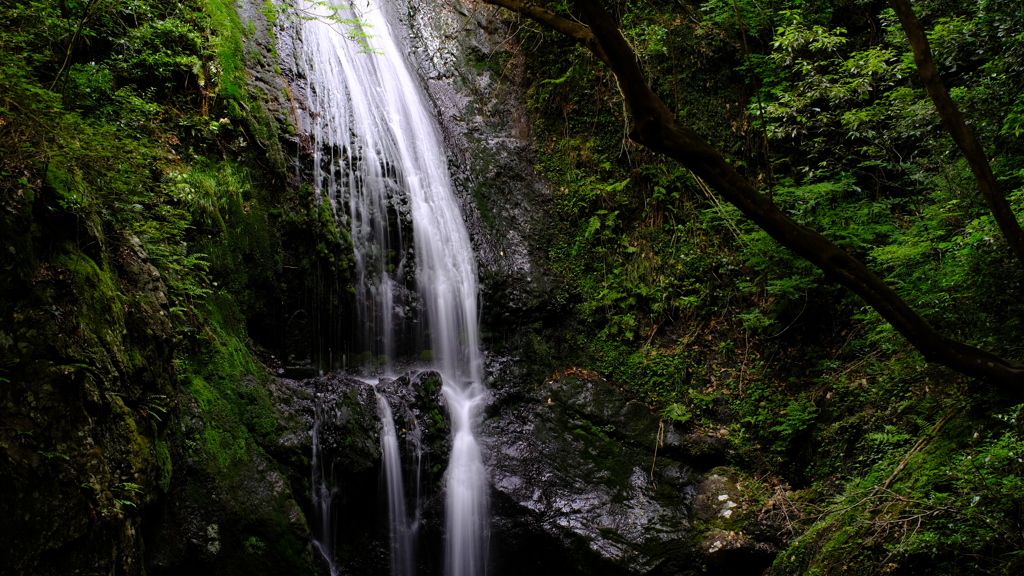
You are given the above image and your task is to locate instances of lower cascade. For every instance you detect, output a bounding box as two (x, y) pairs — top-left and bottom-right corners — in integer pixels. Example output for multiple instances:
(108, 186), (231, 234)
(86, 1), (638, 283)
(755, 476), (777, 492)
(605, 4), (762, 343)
(298, 0), (489, 574)
(378, 392), (416, 576)
(443, 383), (489, 576)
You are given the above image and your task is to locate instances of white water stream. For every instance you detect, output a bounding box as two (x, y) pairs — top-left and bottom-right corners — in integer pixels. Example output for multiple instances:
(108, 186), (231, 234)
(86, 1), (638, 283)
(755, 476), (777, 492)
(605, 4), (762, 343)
(378, 393), (415, 576)
(298, 1), (489, 574)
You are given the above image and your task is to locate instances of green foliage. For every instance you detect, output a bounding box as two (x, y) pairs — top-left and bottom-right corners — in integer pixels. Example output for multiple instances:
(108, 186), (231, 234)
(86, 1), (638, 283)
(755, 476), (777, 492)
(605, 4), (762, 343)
(524, 5), (1024, 573)
(662, 402), (693, 425)
(899, 405), (1024, 573)
(699, 0), (779, 36)
(244, 535), (267, 555)
(141, 395), (170, 422)
(259, 1), (382, 54)
(757, 11), (917, 177)
(775, 403), (1024, 575)
(768, 397), (819, 451)
(0, 0), (331, 572)
(113, 482), (144, 510)
(563, 336), (704, 407)
(109, 14), (203, 89)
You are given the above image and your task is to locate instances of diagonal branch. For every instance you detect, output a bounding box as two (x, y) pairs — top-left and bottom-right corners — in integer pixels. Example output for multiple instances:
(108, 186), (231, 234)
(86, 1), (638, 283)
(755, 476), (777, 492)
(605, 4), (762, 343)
(483, 0), (1024, 396)
(888, 0), (1024, 269)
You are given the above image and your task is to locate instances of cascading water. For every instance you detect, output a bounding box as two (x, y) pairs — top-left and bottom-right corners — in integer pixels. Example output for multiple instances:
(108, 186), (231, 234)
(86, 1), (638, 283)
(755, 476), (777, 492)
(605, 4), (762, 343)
(378, 392), (415, 576)
(300, 1), (409, 372)
(443, 385), (489, 576)
(298, 1), (489, 574)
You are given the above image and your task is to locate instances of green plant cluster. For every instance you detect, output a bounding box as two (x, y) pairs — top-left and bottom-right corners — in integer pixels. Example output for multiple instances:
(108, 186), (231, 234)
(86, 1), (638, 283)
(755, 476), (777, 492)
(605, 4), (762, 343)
(2, 0), (272, 323)
(773, 401), (1024, 576)
(0, 0), (350, 572)
(1, 0), (356, 360)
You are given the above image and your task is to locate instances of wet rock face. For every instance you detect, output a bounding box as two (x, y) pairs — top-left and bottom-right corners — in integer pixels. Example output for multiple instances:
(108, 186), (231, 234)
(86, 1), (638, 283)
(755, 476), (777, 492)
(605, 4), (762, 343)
(393, 0), (549, 277)
(483, 371), (699, 575)
(273, 367), (704, 576)
(385, 0), (555, 334)
(264, 370), (452, 576)
(260, 367), (783, 576)
(294, 370), (450, 478)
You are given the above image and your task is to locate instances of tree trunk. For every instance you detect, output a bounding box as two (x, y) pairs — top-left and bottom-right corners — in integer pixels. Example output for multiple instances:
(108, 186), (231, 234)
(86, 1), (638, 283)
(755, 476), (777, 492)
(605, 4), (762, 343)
(888, 0), (1024, 269)
(482, 0), (1024, 397)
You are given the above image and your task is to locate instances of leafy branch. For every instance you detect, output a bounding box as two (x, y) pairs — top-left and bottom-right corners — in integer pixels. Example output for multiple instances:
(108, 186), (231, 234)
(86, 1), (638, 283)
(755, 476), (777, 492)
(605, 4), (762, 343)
(262, 1), (382, 54)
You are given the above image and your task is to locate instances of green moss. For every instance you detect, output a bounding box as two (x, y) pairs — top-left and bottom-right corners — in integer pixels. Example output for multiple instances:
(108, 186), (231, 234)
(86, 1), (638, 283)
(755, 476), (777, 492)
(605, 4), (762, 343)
(55, 247), (124, 324)
(179, 293), (289, 470)
(154, 432), (173, 493)
(206, 0), (249, 101)
(0, 0), (327, 572)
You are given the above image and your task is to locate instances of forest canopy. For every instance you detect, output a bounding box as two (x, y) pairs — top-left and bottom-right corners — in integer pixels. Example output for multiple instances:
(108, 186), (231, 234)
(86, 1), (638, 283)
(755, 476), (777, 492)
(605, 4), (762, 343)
(485, 0), (1024, 397)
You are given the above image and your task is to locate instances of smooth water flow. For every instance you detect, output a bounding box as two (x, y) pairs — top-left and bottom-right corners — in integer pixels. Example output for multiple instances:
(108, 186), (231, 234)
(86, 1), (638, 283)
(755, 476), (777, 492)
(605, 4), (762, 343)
(378, 393), (415, 576)
(443, 383), (489, 576)
(299, 1), (489, 574)
(300, 1), (409, 369)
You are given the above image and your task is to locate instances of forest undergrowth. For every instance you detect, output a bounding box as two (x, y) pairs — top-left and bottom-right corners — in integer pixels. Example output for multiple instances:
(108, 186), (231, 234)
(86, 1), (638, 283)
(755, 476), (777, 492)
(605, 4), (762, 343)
(509, 0), (1024, 573)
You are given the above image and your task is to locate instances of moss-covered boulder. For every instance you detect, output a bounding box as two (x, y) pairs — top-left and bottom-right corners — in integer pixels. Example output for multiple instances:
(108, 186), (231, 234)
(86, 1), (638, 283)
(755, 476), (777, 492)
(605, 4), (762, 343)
(693, 467), (778, 573)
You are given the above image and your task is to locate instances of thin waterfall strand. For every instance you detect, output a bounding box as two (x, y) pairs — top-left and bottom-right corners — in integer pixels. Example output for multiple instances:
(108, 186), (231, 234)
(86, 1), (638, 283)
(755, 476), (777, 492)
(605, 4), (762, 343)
(378, 393), (415, 576)
(311, 397), (339, 574)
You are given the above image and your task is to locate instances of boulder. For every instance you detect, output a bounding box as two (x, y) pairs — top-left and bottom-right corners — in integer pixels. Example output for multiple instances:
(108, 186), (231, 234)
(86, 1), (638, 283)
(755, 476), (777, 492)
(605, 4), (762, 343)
(484, 371), (698, 575)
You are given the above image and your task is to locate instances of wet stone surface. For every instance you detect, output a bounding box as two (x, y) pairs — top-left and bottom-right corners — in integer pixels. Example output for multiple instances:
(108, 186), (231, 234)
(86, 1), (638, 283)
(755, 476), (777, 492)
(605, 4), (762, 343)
(483, 371), (699, 575)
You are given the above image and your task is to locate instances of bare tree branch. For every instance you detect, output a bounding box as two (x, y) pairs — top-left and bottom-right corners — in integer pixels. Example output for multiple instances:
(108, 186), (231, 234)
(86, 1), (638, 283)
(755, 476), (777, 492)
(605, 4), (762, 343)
(482, 0), (610, 65)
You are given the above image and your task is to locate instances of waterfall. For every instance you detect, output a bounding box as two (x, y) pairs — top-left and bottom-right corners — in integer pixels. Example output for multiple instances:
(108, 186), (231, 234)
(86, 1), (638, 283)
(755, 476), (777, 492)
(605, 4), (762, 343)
(301, 0), (410, 371)
(298, 1), (489, 574)
(378, 392), (415, 576)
